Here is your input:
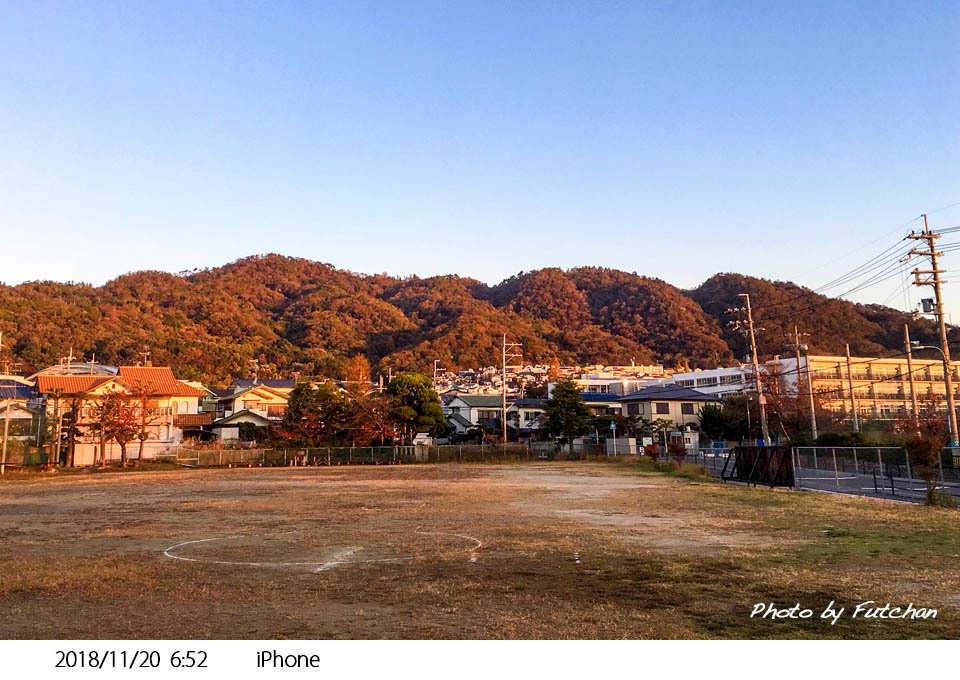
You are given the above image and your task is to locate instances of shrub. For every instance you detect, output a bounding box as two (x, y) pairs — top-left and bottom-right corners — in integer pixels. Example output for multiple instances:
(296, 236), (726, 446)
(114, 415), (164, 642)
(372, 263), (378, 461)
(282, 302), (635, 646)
(903, 434), (947, 507)
(644, 443), (660, 462)
(667, 439), (687, 463)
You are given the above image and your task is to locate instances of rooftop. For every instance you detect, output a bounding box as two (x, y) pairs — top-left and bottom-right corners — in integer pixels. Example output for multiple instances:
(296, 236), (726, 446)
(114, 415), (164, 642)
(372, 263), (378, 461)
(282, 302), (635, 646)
(619, 385), (721, 402)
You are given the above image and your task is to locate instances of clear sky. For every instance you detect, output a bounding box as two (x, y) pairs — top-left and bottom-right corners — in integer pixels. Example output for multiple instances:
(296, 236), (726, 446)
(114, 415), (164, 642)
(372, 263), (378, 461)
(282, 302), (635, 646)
(1, 1), (958, 315)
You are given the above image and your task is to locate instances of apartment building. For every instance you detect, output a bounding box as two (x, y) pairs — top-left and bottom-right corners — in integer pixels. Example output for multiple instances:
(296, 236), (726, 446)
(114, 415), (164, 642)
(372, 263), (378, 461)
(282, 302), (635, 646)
(674, 354), (960, 421)
(772, 354), (960, 421)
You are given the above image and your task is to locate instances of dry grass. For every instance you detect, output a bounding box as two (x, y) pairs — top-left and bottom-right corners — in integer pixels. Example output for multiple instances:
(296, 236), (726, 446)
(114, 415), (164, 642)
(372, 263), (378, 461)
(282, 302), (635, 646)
(0, 461), (957, 639)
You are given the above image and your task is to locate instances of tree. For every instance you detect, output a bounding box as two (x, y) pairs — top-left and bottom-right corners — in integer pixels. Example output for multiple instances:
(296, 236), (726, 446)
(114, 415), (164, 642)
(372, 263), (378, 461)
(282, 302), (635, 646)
(347, 391), (399, 445)
(385, 373), (446, 441)
(698, 403), (727, 443)
(898, 402), (951, 506)
(344, 354), (372, 397)
(667, 438), (687, 463)
(275, 381), (347, 446)
(128, 382), (164, 465)
(110, 398), (141, 465)
(542, 378), (591, 454)
(87, 390), (139, 466)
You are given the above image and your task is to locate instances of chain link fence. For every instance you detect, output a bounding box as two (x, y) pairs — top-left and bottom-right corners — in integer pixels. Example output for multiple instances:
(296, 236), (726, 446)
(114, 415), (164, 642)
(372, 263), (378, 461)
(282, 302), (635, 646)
(157, 443), (552, 467)
(692, 446), (960, 504)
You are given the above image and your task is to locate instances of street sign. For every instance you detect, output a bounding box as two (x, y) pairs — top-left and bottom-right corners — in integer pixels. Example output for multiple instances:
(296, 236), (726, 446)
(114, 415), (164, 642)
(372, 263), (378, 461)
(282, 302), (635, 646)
(609, 421), (616, 430)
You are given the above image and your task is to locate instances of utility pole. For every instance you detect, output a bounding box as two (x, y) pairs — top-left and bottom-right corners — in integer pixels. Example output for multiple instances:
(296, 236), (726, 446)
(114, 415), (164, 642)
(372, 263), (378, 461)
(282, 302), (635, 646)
(1, 398), (10, 475)
(845, 344), (860, 432)
(904, 324), (920, 416)
(738, 294), (770, 444)
(501, 333), (522, 443)
(908, 214), (960, 445)
(794, 326), (818, 440)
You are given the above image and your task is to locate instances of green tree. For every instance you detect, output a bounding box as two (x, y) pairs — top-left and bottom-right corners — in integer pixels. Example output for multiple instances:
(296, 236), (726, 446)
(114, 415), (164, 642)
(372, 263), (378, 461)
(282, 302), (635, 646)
(698, 403), (727, 442)
(385, 373), (446, 441)
(276, 380), (347, 446)
(542, 378), (591, 454)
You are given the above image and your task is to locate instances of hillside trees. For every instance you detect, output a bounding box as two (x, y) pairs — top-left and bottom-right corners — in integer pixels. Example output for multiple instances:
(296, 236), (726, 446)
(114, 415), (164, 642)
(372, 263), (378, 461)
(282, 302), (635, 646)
(0, 256), (936, 384)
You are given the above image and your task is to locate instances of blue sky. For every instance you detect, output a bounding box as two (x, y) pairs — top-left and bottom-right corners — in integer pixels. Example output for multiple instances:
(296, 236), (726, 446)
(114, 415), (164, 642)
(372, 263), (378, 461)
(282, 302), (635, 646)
(1, 1), (958, 315)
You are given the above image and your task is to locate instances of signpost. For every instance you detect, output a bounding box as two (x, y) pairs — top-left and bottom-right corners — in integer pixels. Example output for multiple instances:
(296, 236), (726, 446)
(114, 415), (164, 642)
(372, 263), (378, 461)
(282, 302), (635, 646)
(610, 420), (617, 455)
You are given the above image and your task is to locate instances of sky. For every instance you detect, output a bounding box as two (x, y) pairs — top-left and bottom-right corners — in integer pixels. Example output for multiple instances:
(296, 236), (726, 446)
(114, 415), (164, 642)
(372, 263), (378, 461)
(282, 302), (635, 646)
(1, 1), (958, 314)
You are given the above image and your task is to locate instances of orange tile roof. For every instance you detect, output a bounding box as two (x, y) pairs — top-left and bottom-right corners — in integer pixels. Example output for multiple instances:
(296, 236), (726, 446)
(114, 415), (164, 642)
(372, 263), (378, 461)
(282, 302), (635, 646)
(36, 375), (115, 395)
(116, 367), (208, 397)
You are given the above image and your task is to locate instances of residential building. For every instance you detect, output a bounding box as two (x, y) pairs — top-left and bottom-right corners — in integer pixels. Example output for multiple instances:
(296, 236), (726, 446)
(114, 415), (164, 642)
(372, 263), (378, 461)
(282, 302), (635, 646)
(0, 388), (40, 445)
(772, 354), (960, 421)
(674, 353), (960, 422)
(229, 378), (297, 395)
(35, 366), (209, 465)
(618, 385), (721, 428)
(580, 392), (624, 416)
(506, 398), (546, 436)
(444, 394), (504, 428)
(670, 366), (749, 397)
(212, 384), (290, 440)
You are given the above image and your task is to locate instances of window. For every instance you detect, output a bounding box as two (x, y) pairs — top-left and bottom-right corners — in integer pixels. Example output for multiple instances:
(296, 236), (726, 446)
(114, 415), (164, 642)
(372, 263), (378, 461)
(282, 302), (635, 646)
(655, 402), (670, 415)
(695, 377), (718, 387)
(720, 374), (744, 385)
(477, 409), (498, 422)
(680, 403), (695, 415)
(675, 379), (695, 387)
(172, 401), (179, 414)
(627, 403), (640, 416)
(243, 400), (257, 411)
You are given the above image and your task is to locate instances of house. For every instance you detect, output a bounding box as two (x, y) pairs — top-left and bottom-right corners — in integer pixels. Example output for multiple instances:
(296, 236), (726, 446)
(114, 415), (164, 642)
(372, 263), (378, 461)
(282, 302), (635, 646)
(580, 392), (623, 416)
(34, 366), (209, 465)
(618, 385), (721, 428)
(445, 412), (474, 435)
(212, 384), (289, 441)
(0, 401), (40, 444)
(444, 394), (503, 428)
(506, 398), (546, 437)
(228, 378), (297, 395)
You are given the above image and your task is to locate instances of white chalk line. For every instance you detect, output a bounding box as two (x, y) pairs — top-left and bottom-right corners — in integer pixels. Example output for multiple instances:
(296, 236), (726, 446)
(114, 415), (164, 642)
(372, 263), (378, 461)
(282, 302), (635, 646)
(161, 526), (482, 569)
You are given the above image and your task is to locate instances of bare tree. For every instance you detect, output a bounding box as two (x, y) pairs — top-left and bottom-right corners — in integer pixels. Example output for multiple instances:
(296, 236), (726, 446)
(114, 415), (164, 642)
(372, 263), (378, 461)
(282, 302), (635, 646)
(129, 382), (163, 465)
(88, 390), (138, 466)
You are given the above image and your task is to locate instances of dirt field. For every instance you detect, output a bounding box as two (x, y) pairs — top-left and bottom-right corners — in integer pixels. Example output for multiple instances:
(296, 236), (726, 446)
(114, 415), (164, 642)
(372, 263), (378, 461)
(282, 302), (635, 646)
(1, 461), (958, 639)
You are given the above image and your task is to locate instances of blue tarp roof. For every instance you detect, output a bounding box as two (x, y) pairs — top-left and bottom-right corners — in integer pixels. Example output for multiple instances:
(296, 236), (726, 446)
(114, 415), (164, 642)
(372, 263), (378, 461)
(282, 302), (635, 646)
(579, 392), (622, 402)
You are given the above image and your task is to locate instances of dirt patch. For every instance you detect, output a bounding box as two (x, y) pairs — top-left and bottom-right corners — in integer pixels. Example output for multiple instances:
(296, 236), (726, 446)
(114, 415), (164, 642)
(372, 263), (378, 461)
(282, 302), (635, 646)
(1, 462), (958, 639)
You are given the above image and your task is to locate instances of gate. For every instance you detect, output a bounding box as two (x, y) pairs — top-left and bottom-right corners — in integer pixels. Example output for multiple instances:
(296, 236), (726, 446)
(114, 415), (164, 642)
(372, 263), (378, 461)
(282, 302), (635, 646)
(724, 446), (795, 487)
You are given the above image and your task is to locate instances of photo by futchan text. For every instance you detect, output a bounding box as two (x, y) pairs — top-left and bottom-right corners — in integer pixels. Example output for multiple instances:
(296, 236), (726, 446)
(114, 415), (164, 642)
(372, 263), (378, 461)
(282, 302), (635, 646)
(752, 602), (939, 625)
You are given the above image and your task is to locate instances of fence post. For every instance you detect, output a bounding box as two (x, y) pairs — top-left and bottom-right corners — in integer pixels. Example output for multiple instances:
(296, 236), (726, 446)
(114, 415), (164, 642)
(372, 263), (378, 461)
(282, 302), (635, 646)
(852, 448), (859, 476)
(790, 447), (797, 490)
(794, 448), (802, 489)
(813, 449), (820, 482)
(905, 449), (912, 481)
(831, 448), (840, 491)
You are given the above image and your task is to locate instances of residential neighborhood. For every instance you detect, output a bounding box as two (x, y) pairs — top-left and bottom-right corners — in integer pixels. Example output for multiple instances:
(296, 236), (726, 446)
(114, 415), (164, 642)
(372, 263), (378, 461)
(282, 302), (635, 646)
(6, 344), (960, 468)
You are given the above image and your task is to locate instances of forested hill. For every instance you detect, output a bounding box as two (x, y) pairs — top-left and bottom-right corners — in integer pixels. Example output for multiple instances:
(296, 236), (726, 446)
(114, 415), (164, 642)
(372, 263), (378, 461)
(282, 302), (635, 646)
(0, 255), (945, 386)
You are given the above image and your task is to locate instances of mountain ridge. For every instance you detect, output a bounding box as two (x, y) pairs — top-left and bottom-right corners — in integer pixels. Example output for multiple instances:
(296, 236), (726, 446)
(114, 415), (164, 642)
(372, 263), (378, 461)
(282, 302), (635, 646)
(0, 254), (945, 385)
